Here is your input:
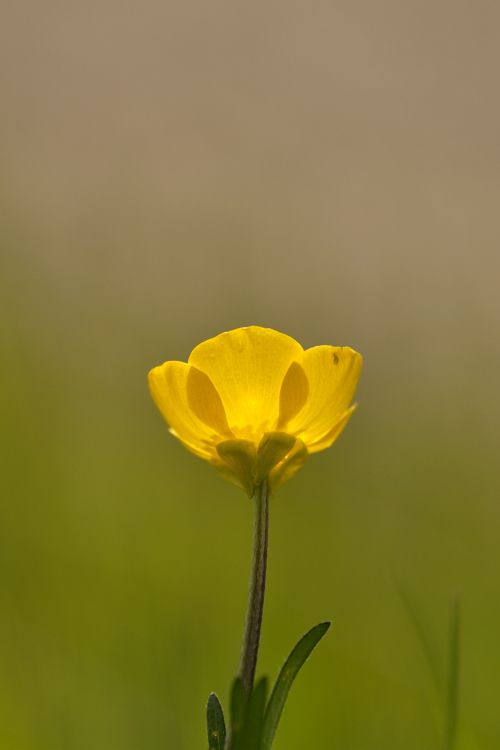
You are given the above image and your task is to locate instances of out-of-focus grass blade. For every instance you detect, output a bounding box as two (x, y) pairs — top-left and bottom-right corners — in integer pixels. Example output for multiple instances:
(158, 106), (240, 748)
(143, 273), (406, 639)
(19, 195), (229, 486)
(241, 677), (267, 750)
(230, 678), (246, 750)
(261, 622), (331, 750)
(392, 573), (441, 695)
(444, 592), (460, 750)
(207, 692), (226, 750)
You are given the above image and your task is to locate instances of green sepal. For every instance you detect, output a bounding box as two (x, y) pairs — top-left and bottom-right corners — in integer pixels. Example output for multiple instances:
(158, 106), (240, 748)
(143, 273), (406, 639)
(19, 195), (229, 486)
(268, 438), (309, 494)
(253, 432), (296, 485)
(216, 440), (257, 498)
(261, 621), (331, 750)
(206, 692), (226, 750)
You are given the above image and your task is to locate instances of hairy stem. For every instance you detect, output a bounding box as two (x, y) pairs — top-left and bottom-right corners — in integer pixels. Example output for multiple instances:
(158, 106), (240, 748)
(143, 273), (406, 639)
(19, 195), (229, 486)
(239, 478), (270, 697)
(224, 480), (270, 750)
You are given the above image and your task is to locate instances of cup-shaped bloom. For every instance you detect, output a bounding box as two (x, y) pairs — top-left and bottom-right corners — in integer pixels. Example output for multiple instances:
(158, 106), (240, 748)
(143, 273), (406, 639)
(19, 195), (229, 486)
(148, 327), (362, 496)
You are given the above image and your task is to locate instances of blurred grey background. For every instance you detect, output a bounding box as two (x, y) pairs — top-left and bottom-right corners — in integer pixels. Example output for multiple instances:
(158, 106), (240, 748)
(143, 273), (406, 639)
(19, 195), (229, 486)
(1, 1), (499, 748)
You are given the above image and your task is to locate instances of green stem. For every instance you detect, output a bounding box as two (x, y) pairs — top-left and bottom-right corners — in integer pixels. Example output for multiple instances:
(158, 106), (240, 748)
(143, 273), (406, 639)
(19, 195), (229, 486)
(239, 478), (270, 697)
(224, 479), (270, 750)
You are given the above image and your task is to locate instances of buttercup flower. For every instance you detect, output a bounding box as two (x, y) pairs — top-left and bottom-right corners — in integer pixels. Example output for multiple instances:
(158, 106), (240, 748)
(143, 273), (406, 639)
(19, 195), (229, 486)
(148, 327), (362, 497)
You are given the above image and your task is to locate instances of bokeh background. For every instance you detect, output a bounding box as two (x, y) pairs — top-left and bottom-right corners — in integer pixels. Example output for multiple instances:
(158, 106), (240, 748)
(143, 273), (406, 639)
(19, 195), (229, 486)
(1, 1), (499, 748)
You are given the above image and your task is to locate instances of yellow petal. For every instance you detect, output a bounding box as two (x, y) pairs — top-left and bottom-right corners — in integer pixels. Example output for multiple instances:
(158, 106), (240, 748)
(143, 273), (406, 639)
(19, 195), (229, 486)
(169, 428), (214, 460)
(276, 360), (309, 429)
(279, 346), (362, 447)
(188, 327), (303, 441)
(268, 438), (309, 493)
(253, 432), (297, 485)
(185, 366), (234, 438)
(306, 404), (357, 454)
(148, 361), (232, 459)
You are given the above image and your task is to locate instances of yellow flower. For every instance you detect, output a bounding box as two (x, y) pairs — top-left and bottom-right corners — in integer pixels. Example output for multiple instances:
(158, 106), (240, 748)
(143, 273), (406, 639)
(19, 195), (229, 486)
(148, 327), (362, 497)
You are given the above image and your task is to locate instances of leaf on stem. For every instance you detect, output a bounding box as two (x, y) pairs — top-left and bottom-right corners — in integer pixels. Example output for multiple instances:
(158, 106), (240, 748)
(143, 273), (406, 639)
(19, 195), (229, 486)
(229, 676), (268, 750)
(207, 692), (227, 750)
(241, 677), (267, 750)
(261, 621), (331, 750)
(230, 678), (246, 750)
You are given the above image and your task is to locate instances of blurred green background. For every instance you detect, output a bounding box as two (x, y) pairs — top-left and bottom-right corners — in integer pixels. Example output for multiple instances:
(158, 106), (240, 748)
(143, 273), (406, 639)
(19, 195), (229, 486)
(1, 1), (499, 748)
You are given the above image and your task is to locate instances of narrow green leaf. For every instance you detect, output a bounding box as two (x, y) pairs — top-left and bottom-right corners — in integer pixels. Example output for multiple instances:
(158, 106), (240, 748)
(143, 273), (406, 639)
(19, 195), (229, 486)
(230, 678), (246, 750)
(261, 622), (331, 750)
(207, 692), (226, 750)
(241, 677), (268, 750)
(444, 592), (460, 750)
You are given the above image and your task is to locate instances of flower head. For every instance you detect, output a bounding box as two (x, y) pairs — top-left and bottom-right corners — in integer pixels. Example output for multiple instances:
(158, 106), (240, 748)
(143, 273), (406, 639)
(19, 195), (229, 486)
(148, 327), (362, 496)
